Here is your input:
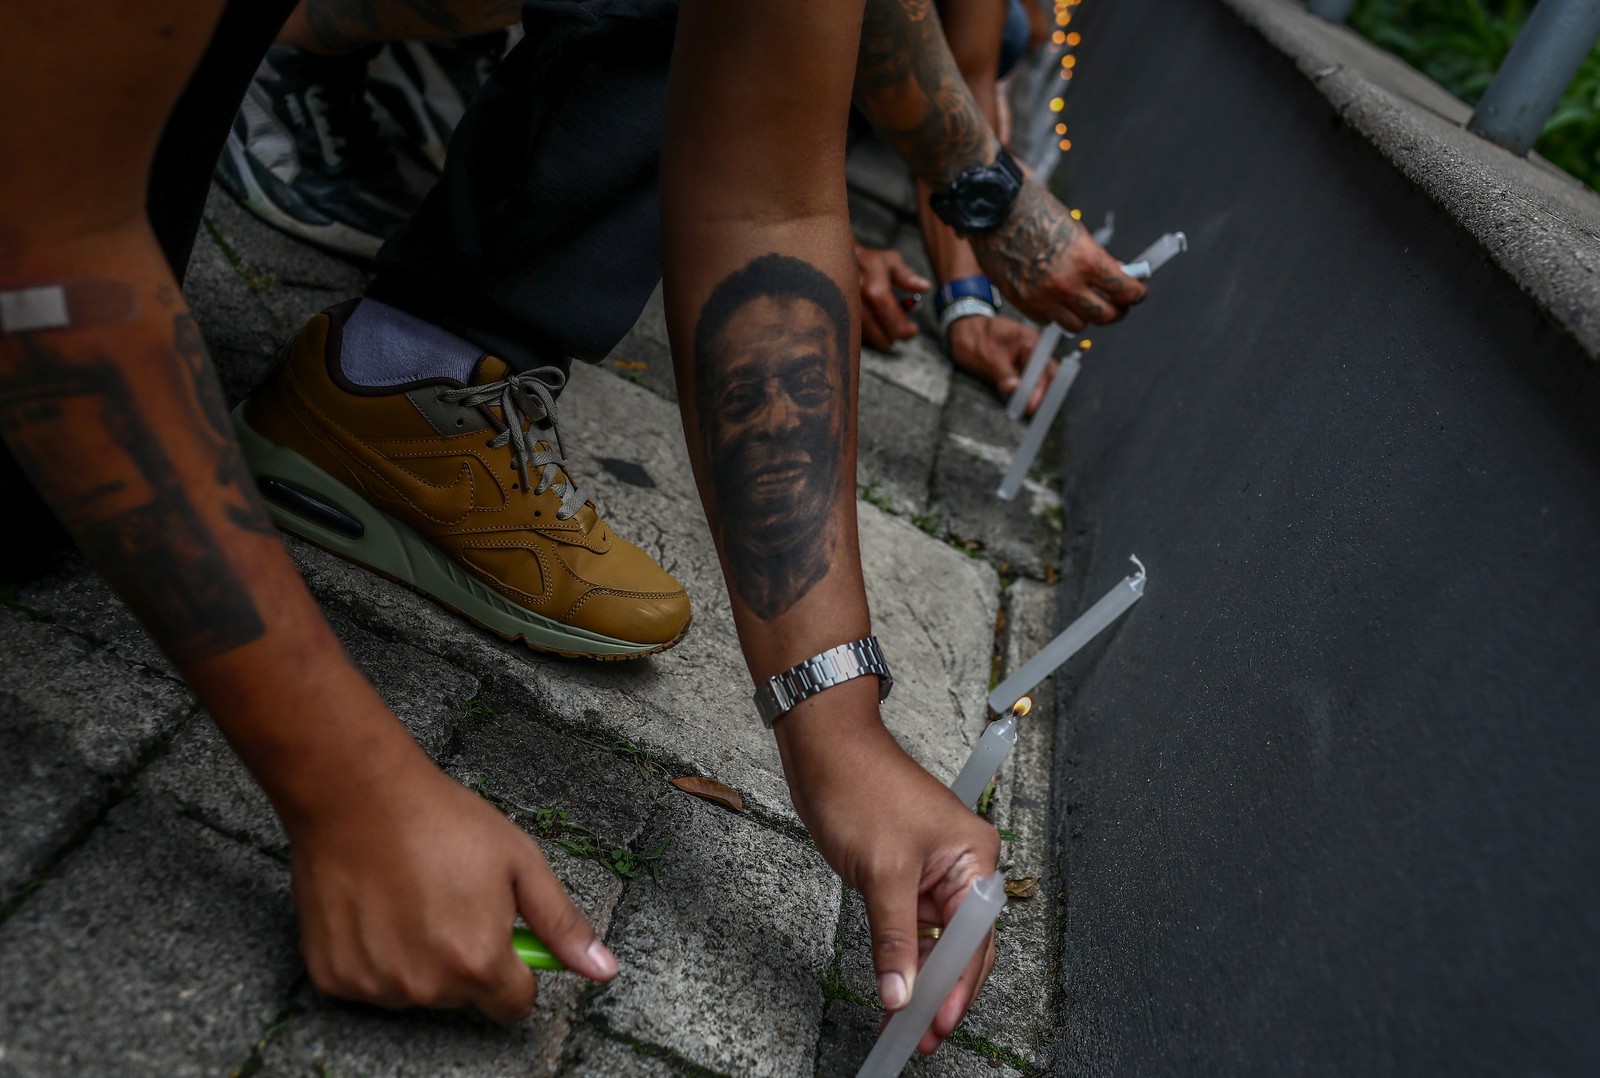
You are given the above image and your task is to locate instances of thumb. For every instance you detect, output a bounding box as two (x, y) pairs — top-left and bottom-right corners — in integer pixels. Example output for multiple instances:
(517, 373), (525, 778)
(997, 372), (1020, 398)
(513, 849), (617, 983)
(862, 866), (922, 1013)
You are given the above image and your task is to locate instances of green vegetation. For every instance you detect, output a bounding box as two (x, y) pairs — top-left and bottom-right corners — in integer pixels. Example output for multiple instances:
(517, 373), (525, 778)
(820, 964), (875, 1008)
(946, 1027), (1042, 1075)
(1350, 0), (1600, 187)
(529, 805), (671, 882)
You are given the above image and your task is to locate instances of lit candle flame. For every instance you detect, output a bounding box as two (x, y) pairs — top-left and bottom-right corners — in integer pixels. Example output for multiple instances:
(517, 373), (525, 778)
(1012, 696), (1033, 718)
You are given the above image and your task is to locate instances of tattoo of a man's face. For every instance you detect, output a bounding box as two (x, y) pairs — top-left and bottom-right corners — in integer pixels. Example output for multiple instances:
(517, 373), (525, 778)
(694, 256), (852, 621)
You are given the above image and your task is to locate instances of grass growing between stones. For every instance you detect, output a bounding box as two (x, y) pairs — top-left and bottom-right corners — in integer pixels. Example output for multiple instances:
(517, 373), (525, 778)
(821, 962), (874, 1009)
(526, 803), (670, 883)
(946, 1026), (1043, 1075)
(202, 218), (279, 294)
(229, 1006), (301, 1078)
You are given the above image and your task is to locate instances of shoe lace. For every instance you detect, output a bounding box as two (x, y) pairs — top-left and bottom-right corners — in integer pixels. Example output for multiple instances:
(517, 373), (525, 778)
(439, 368), (588, 521)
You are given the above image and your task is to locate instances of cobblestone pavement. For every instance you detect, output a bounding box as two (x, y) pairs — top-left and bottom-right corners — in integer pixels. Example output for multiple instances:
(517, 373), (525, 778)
(0, 136), (1072, 1076)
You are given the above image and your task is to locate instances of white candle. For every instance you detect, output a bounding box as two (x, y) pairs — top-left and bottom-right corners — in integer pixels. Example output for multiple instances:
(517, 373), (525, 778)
(1006, 323), (1063, 421)
(997, 351), (1081, 501)
(1128, 231), (1187, 276)
(987, 555), (1146, 714)
(948, 697), (1031, 809)
(854, 872), (1009, 1078)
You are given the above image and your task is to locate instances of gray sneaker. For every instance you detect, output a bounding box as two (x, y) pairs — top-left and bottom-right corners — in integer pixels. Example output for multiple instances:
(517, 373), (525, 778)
(215, 45), (422, 260)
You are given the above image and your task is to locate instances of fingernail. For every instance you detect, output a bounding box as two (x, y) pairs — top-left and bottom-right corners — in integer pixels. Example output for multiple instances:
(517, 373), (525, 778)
(587, 940), (618, 978)
(879, 971), (910, 1010)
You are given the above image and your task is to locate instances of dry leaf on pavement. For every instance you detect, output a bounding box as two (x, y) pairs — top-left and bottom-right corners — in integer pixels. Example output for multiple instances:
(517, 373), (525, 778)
(670, 776), (745, 813)
(1004, 876), (1039, 899)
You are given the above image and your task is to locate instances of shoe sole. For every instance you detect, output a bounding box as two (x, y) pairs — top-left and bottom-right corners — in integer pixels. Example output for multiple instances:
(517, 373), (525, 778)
(218, 131), (387, 262)
(233, 405), (689, 661)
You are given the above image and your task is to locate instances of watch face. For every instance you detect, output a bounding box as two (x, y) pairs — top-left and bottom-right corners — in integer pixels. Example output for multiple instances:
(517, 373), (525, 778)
(965, 175), (1013, 226)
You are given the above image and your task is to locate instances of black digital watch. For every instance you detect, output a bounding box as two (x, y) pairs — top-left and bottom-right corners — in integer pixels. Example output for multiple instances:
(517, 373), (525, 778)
(927, 147), (1024, 235)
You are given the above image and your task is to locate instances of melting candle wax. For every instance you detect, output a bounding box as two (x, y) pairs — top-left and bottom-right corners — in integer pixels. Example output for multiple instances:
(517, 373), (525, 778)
(949, 697), (1032, 809)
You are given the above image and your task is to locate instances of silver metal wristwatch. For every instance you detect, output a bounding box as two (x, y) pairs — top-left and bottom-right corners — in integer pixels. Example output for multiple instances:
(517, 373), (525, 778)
(753, 636), (894, 728)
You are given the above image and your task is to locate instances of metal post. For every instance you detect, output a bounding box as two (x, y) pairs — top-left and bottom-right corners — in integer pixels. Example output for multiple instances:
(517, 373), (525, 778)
(1307, 0), (1357, 23)
(1468, 0), (1600, 155)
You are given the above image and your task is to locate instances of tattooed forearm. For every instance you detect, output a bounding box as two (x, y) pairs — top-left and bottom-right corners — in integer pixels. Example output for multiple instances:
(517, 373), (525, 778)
(172, 313), (277, 537)
(854, 0), (993, 186)
(968, 183), (1087, 298)
(303, 0), (521, 51)
(693, 255), (852, 621)
(0, 319), (268, 665)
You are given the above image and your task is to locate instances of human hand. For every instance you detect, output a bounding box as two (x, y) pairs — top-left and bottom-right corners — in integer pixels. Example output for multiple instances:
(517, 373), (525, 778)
(286, 746), (616, 1022)
(777, 689), (1001, 1055)
(856, 244), (933, 352)
(970, 183), (1147, 332)
(946, 315), (1057, 415)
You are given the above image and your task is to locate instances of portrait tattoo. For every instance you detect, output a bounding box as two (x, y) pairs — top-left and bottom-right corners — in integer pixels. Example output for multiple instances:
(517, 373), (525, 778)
(694, 255), (852, 621)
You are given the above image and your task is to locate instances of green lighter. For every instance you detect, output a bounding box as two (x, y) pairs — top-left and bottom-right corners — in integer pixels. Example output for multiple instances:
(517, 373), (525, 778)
(512, 926), (564, 971)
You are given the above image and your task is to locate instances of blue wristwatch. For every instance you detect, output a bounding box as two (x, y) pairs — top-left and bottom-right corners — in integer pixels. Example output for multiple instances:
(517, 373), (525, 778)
(933, 275), (998, 315)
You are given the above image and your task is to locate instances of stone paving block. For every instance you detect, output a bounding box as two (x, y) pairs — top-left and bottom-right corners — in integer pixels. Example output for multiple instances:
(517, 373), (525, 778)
(259, 285), (353, 344)
(861, 507), (999, 786)
(602, 285), (679, 403)
(293, 362), (1001, 831)
(201, 185), (369, 296)
(183, 220), (282, 360)
(0, 795), (297, 1077)
(0, 609), (192, 905)
(14, 554), (173, 675)
(589, 795), (840, 1078)
(256, 997), (570, 1078)
(141, 610), (477, 855)
(930, 378), (1064, 580)
(558, 1029), (684, 1076)
(862, 331), (952, 409)
(859, 370), (940, 518)
(445, 704), (667, 859)
(814, 1001), (1026, 1077)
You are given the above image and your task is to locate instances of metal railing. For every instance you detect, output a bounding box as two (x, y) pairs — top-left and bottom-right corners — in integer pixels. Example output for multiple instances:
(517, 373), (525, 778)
(1308, 0), (1600, 158)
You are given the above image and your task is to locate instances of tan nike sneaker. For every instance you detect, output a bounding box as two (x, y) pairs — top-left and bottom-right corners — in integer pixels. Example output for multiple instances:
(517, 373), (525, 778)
(233, 302), (691, 659)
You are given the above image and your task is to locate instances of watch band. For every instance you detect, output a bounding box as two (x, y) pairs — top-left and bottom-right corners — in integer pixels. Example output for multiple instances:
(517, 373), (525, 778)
(939, 296), (997, 336)
(753, 636), (894, 728)
(933, 275), (997, 316)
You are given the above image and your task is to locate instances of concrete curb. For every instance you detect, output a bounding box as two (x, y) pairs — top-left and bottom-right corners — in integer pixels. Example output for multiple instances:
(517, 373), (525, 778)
(1221, 0), (1600, 360)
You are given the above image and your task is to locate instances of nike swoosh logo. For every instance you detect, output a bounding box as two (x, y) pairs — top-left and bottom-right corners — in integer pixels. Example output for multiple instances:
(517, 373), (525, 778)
(355, 445), (491, 526)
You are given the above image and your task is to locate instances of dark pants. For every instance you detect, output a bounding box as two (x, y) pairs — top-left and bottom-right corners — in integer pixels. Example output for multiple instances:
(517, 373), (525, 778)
(369, 0), (677, 375)
(151, 0), (677, 380)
